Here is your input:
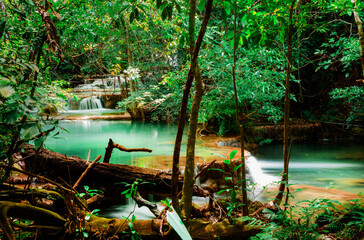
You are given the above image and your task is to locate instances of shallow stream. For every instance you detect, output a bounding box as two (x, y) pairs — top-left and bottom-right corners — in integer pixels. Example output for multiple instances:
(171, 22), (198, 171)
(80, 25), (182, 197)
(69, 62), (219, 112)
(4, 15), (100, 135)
(44, 119), (364, 218)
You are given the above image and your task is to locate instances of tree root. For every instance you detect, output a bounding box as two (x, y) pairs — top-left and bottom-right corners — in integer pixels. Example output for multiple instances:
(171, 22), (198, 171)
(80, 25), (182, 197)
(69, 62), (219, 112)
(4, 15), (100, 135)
(0, 201), (66, 240)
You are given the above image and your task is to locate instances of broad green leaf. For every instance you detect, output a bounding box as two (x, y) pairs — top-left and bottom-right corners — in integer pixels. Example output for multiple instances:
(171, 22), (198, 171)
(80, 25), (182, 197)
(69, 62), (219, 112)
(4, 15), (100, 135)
(217, 189), (227, 194)
(34, 135), (46, 149)
(223, 159), (230, 165)
(234, 164), (243, 172)
(130, 11), (135, 23)
(121, 189), (130, 195)
(229, 150), (238, 159)
(198, 0), (206, 12)
(230, 190), (236, 203)
(23, 123), (39, 140)
(3, 109), (18, 124)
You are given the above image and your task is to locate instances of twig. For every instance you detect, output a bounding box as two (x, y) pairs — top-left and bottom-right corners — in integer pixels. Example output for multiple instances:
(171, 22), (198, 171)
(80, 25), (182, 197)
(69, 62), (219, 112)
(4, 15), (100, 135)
(86, 149), (91, 163)
(73, 155), (101, 189)
(194, 160), (216, 180)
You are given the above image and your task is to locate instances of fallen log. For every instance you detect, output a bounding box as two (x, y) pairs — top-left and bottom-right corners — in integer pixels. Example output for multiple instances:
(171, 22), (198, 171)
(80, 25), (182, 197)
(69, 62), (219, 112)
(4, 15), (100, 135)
(85, 214), (260, 240)
(20, 145), (182, 196)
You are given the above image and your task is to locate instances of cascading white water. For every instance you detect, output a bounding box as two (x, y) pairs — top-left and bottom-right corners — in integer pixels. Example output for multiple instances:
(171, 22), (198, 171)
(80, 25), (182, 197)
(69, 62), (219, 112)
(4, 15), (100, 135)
(79, 96), (103, 110)
(245, 154), (276, 188)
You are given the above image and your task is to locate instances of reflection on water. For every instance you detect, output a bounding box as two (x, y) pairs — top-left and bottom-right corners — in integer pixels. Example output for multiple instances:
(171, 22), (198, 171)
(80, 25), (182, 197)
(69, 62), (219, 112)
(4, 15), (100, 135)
(256, 142), (364, 194)
(45, 120), (364, 194)
(45, 120), (187, 167)
(45, 120), (364, 219)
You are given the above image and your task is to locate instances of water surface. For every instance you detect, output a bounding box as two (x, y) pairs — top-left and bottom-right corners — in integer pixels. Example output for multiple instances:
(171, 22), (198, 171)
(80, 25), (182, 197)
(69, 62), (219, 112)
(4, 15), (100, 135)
(45, 120), (364, 193)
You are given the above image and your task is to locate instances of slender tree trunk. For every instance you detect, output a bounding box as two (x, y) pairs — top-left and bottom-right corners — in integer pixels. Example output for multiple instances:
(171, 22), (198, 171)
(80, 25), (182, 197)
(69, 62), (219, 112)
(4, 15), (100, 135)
(231, 0), (248, 216)
(181, 64), (203, 219)
(351, 0), (364, 77)
(275, 0), (295, 205)
(171, 0), (213, 209)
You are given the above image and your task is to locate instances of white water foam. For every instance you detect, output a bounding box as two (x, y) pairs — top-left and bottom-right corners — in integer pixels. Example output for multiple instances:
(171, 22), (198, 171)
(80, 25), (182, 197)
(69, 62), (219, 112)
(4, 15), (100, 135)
(79, 96), (103, 110)
(246, 154), (277, 188)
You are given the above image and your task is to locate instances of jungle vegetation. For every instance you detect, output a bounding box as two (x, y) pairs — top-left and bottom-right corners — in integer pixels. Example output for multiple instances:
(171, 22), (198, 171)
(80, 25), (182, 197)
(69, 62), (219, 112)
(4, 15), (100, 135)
(0, 0), (363, 239)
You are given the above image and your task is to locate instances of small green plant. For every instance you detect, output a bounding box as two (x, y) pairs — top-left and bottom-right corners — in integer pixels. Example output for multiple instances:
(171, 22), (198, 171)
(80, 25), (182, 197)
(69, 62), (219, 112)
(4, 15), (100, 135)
(76, 227), (89, 239)
(76, 185), (104, 198)
(117, 178), (155, 198)
(210, 150), (246, 218)
(122, 215), (142, 240)
(85, 209), (100, 221)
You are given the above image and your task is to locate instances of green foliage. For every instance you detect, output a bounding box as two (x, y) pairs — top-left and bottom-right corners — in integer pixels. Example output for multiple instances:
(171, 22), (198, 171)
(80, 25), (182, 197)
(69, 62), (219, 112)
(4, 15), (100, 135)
(199, 45), (289, 133)
(329, 86), (364, 123)
(76, 185), (104, 198)
(118, 69), (187, 122)
(123, 215), (142, 240)
(117, 178), (156, 199)
(0, 0), (68, 183)
(315, 34), (360, 76)
(251, 194), (364, 240)
(210, 150), (247, 218)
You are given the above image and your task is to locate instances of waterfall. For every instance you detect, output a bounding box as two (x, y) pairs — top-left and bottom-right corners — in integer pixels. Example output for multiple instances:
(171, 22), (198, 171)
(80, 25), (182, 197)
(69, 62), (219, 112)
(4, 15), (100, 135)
(246, 154), (276, 188)
(79, 96), (103, 110)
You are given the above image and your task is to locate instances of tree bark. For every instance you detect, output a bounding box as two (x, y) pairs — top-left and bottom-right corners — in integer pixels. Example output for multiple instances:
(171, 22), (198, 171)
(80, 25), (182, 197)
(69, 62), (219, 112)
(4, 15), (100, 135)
(181, 63), (203, 219)
(85, 215), (260, 240)
(275, 0), (295, 205)
(232, 0), (248, 216)
(171, 0), (214, 209)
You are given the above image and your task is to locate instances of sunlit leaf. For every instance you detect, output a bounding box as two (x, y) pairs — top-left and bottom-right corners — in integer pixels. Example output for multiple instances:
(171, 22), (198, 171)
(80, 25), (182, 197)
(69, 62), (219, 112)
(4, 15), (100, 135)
(0, 86), (15, 98)
(223, 159), (230, 165)
(229, 150), (238, 159)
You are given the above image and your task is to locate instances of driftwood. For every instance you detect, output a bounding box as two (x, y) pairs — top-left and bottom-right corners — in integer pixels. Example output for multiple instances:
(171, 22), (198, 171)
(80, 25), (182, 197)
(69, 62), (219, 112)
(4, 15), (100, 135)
(103, 138), (152, 163)
(133, 191), (160, 218)
(20, 145), (182, 196)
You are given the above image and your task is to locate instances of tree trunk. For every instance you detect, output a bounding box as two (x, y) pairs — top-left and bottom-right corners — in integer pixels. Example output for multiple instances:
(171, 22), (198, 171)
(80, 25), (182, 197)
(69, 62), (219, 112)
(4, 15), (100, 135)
(181, 63), (203, 219)
(351, 0), (364, 77)
(232, 0), (248, 216)
(275, 0), (295, 205)
(171, 0), (214, 209)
